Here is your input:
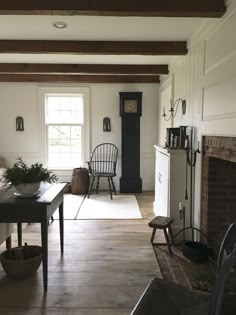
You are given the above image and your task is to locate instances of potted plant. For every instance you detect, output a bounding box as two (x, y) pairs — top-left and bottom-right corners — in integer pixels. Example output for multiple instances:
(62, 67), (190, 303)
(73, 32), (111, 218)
(3, 157), (58, 195)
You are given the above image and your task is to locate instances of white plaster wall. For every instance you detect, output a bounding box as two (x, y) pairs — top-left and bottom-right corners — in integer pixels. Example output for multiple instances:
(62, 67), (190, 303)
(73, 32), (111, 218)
(0, 82), (158, 191)
(158, 0), (236, 231)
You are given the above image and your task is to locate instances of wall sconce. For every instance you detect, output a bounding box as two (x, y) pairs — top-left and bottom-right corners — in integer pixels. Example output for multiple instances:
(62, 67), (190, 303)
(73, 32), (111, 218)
(16, 116), (24, 131)
(103, 117), (111, 132)
(162, 98), (186, 121)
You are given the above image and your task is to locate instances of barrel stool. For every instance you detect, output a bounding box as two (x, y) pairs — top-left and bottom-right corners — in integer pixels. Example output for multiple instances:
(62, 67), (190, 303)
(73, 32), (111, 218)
(148, 216), (175, 255)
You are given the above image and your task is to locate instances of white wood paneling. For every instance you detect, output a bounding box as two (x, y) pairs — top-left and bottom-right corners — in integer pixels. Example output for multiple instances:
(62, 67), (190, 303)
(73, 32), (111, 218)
(159, 3), (236, 233)
(205, 10), (236, 73)
(158, 76), (173, 146)
(203, 75), (236, 120)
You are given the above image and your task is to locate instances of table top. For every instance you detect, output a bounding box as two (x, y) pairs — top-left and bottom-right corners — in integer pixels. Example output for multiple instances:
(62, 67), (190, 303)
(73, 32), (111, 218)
(0, 182), (67, 206)
(0, 182), (67, 222)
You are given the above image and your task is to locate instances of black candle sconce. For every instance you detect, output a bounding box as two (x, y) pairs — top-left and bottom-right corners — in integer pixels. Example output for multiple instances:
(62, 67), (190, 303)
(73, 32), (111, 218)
(103, 117), (111, 132)
(16, 116), (24, 131)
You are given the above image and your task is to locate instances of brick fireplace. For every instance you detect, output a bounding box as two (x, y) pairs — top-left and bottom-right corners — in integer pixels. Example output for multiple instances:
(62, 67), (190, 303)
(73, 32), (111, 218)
(201, 136), (236, 244)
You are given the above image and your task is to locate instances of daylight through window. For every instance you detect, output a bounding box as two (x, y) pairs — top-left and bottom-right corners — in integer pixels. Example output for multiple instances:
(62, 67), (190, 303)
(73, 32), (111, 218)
(45, 94), (84, 168)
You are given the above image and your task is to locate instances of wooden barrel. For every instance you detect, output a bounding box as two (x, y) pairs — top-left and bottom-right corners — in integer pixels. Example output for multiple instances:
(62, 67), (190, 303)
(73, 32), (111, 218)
(71, 168), (90, 195)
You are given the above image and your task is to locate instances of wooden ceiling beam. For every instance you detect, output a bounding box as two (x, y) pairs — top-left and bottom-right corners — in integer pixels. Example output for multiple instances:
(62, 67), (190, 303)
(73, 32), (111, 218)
(0, 74), (160, 83)
(0, 63), (169, 75)
(0, 0), (226, 17)
(0, 40), (187, 56)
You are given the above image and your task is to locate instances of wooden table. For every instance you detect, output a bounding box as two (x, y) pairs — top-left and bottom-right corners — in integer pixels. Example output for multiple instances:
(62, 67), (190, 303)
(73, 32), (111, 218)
(0, 182), (66, 291)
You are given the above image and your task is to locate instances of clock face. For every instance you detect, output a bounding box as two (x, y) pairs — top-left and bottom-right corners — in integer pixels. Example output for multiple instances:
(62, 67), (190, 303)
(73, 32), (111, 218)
(124, 99), (137, 113)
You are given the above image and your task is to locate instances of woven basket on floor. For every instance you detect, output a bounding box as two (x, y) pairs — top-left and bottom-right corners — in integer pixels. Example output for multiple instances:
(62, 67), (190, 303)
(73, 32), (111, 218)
(0, 244), (42, 278)
(71, 167), (90, 195)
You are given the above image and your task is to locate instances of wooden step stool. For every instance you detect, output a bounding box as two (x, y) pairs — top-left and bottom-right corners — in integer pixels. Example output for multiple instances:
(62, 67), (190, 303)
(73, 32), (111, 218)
(148, 216), (175, 255)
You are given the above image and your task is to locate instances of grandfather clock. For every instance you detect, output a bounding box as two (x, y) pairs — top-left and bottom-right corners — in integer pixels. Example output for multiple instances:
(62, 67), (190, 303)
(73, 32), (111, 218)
(119, 92), (142, 193)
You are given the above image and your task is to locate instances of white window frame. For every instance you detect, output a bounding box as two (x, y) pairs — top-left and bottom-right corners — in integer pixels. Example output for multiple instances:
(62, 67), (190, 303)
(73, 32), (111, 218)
(38, 87), (90, 170)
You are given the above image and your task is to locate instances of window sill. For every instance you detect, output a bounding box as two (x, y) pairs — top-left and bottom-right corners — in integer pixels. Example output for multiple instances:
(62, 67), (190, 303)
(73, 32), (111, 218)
(49, 168), (75, 172)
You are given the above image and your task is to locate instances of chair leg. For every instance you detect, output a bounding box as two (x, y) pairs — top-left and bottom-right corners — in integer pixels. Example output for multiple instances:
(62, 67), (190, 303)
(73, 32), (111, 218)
(6, 236), (12, 250)
(96, 177), (100, 194)
(88, 176), (95, 198)
(48, 216), (54, 225)
(150, 228), (156, 243)
(108, 177), (113, 200)
(110, 177), (116, 195)
(168, 225), (175, 246)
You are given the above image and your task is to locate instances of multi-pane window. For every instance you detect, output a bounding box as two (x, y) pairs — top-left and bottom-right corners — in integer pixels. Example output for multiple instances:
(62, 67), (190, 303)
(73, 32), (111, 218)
(45, 94), (84, 168)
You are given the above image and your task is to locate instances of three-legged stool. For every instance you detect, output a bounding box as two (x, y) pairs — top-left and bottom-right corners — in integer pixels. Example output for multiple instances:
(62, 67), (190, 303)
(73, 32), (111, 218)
(148, 216), (175, 255)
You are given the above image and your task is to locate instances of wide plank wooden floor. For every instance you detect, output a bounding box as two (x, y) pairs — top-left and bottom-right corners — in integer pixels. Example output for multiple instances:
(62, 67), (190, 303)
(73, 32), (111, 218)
(0, 192), (162, 315)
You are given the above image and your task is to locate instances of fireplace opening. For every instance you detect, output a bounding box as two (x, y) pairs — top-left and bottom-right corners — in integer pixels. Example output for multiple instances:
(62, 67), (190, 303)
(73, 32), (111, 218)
(201, 136), (236, 245)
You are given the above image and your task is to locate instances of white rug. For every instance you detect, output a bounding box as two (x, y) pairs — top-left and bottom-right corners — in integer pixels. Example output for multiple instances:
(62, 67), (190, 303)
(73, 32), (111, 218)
(76, 194), (142, 219)
(53, 194), (85, 220)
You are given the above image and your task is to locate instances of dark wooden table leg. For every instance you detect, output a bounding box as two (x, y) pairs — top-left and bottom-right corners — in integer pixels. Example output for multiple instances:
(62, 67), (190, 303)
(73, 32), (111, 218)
(6, 236), (12, 249)
(41, 218), (48, 292)
(59, 201), (64, 253)
(17, 223), (22, 246)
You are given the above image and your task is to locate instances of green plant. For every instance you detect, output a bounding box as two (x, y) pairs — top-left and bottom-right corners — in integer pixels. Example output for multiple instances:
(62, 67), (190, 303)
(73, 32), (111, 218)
(3, 157), (58, 187)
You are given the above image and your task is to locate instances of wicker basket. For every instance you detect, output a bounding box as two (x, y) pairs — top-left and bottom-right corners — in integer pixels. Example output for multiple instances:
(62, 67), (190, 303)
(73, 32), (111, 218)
(0, 244), (42, 278)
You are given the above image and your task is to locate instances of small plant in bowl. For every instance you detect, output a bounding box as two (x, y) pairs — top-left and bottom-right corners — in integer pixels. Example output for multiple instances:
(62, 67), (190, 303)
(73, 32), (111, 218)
(3, 157), (58, 195)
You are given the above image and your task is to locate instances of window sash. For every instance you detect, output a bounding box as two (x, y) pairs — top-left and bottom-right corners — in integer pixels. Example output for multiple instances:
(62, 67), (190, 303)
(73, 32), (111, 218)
(38, 87), (90, 170)
(45, 94), (84, 124)
(46, 123), (84, 169)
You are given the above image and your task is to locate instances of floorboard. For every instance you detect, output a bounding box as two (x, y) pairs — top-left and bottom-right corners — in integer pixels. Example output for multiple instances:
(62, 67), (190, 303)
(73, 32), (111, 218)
(0, 192), (161, 314)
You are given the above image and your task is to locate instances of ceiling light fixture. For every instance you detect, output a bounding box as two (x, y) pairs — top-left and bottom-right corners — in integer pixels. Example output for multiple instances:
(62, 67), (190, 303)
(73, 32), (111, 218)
(52, 21), (67, 29)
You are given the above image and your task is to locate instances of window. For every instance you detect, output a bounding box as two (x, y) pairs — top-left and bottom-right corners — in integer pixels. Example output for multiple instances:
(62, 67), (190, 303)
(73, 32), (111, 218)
(39, 88), (90, 169)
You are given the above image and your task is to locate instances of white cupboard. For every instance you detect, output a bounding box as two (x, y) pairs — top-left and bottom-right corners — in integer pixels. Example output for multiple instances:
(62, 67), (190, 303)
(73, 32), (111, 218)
(153, 145), (190, 234)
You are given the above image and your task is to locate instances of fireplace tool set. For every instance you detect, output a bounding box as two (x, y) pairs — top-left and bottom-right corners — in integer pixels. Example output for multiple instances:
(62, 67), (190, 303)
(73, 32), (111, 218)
(171, 127), (209, 262)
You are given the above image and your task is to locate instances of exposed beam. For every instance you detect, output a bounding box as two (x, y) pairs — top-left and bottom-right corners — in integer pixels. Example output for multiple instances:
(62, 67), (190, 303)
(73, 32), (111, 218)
(0, 74), (160, 83)
(0, 40), (187, 56)
(0, 63), (169, 75)
(0, 0), (226, 17)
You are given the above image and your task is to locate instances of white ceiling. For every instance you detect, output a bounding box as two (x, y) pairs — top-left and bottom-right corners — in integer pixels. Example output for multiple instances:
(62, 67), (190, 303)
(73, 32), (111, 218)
(0, 15), (205, 65)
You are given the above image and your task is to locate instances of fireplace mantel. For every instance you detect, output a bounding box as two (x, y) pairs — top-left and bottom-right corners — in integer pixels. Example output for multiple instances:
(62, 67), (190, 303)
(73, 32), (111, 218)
(203, 136), (236, 163)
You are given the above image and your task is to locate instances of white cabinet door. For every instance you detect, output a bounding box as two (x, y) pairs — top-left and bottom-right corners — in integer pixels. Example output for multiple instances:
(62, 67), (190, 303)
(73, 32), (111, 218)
(154, 145), (190, 237)
(154, 150), (169, 217)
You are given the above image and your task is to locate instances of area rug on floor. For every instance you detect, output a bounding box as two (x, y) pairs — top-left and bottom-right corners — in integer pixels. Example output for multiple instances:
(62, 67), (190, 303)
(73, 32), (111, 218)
(53, 194), (85, 219)
(76, 194), (142, 219)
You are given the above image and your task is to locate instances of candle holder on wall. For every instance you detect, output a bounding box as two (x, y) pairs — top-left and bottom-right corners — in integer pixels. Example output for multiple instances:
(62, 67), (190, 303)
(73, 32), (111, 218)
(16, 116), (24, 131)
(103, 117), (111, 132)
(162, 98), (186, 121)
